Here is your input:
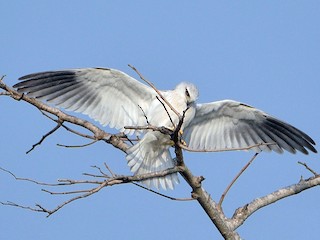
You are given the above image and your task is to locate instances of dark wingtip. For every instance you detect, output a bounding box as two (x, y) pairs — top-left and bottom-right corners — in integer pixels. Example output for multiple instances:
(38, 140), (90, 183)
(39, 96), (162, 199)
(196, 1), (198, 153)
(303, 137), (317, 154)
(308, 145), (317, 154)
(13, 81), (25, 88)
(18, 75), (27, 80)
(18, 72), (44, 80)
(264, 116), (317, 155)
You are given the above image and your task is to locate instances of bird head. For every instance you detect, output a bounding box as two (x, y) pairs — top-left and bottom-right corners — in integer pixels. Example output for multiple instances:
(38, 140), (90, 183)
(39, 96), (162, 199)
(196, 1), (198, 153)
(175, 82), (199, 104)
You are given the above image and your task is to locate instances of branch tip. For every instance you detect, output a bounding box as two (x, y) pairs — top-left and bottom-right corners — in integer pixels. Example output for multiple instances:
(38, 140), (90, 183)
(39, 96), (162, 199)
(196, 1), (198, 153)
(298, 161), (318, 176)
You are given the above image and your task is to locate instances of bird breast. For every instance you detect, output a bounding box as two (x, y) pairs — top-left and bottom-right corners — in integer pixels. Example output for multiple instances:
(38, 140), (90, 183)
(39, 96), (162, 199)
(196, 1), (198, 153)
(146, 92), (195, 129)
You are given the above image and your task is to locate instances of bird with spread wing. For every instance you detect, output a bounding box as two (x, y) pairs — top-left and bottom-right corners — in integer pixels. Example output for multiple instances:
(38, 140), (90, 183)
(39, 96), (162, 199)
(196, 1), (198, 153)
(13, 67), (317, 190)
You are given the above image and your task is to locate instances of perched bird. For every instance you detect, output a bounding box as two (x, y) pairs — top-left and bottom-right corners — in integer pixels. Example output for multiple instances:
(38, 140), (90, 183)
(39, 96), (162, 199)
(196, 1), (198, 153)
(14, 68), (317, 190)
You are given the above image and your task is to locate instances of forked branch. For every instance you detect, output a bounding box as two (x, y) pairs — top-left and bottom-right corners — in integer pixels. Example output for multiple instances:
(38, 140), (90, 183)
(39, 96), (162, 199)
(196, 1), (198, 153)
(0, 165), (182, 217)
(230, 174), (320, 230)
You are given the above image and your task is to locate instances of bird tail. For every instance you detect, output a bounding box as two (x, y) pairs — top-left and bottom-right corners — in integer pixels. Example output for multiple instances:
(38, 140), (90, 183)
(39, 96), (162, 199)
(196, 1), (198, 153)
(126, 132), (179, 190)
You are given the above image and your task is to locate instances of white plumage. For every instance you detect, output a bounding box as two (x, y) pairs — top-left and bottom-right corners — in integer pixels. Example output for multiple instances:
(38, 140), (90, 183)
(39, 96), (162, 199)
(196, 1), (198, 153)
(14, 67), (317, 190)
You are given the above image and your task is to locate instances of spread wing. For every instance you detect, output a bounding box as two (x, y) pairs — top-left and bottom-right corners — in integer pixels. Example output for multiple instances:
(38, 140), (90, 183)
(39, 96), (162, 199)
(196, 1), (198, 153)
(183, 100), (317, 154)
(14, 68), (156, 134)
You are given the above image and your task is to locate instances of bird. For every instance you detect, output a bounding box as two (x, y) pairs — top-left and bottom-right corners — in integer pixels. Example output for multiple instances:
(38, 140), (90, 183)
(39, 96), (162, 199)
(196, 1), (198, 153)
(13, 67), (317, 190)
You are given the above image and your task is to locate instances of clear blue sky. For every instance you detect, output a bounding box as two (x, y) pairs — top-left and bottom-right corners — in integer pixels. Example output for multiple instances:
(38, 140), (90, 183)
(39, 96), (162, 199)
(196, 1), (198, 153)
(1, 1), (319, 239)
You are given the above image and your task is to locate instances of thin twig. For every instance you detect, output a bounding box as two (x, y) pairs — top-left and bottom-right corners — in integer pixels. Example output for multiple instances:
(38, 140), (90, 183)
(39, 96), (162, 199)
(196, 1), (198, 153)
(26, 121), (63, 154)
(124, 125), (160, 131)
(40, 111), (94, 140)
(60, 124), (96, 140)
(128, 64), (181, 118)
(0, 201), (45, 213)
(104, 162), (116, 177)
(132, 182), (194, 201)
(138, 105), (150, 125)
(44, 181), (109, 217)
(57, 179), (102, 184)
(156, 96), (176, 128)
(298, 161), (319, 176)
(42, 188), (96, 195)
(1, 164), (182, 216)
(0, 167), (70, 186)
(128, 65), (179, 129)
(124, 125), (173, 135)
(39, 109), (56, 120)
(218, 153), (259, 207)
(82, 164), (111, 178)
(179, 142), (276, 153)
(40, 110), (95, 140)
(82, 173), (107, 178)
(57, 140), (98, 148)
(91, 164), (111, 177)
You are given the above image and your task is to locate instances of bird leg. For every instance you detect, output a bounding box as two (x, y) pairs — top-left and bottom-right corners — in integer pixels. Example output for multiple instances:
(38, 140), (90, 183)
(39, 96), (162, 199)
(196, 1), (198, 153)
(161, 126), (187, 146)
(180, 138), (187, 146)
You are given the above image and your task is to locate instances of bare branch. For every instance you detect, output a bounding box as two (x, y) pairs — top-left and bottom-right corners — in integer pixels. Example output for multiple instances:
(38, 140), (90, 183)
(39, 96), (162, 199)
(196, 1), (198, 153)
(174, 153), (241, 239)
(128, 64), (181, 118)
(230, 175), (320, 230)
(26, 121), (63, 154)
(43, 180), (109, 216)
(132, 182), (194, 201)
(0, 201), (46, 213)
(40, 110), (96, 140)
(179, 142), (276, 153)
(57, 140), (98, 148)
(156, 96), (176, 128)
(138, 105), (150, 125)
(0, 167), (67, 186)
(103, 162), (116, 177)
(60, 124), (96, 140)
(170, 107), (241, 239)
(124, 125), (173, 136)
(298, 161), (319, 176)
(87, 164), (111, 178)
(219, 153), (259, 207)
(0, 164), (182, 216)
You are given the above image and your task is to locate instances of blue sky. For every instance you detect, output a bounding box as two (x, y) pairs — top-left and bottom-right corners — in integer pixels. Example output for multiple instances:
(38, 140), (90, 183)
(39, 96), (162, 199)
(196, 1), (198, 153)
(1, 1), (319, 239)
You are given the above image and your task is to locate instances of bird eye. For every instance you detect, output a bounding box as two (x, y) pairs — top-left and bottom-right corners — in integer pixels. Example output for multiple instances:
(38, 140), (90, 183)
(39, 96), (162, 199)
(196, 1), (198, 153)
(185, 88), (190, 97)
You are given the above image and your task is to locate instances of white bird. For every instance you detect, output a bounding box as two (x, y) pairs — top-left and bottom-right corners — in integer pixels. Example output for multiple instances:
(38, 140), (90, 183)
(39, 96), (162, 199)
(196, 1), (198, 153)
(14, 68), (317, 190)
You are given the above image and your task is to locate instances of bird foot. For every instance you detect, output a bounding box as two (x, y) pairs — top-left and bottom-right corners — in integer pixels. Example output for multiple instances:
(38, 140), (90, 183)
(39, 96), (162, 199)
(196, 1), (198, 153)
(180, 139), (187, 146)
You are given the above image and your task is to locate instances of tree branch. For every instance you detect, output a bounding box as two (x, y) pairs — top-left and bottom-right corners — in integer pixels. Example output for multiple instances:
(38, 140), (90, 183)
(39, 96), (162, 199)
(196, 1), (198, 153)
(179, 142), (276, 153)
(298, 161), (319, 176)
(131, 182), (194, 201)
(0, 165), (182, 217)
(26, 119), (63, 154)
(218, 153), (259, 207)
(230, 174), (320, 230)
(0, 79), (129, 153)
(128, 64), (181, 118)
(172, 107), (241, 239)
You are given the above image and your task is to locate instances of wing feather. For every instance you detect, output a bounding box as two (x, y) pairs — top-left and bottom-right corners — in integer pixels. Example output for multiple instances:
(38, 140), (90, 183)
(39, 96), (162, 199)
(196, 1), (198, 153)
(14, 68), (156, 134)
(183, 100), (317, 154)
